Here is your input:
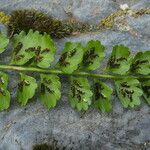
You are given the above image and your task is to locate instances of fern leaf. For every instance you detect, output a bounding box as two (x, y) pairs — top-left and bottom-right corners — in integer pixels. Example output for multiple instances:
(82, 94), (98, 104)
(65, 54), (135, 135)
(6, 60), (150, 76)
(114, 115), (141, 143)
(57, 42), (84, 73)
(130, 51), (150, 75)
(17, 73), (37, 106)
(115, 78), (143, 108)
(40, 74), (61, 109)
(69, 76), (93, 111)
(81, 40), (105, 70)
(0, 33), (9, 54)
(106, 45), (132, 74)
(93, 80), (113, 112)
(11, 30), (56, 68)
(141, 80), (150, 104)
(0, 72), (10, 111)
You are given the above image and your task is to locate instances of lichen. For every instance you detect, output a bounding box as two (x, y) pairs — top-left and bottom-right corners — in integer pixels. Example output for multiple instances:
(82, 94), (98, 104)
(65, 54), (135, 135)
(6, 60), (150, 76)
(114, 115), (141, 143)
(100, 8), (150, 28)
(133, 8), (150, 17)
(0, 11), (10, 25)
(100, 10), (125, 28)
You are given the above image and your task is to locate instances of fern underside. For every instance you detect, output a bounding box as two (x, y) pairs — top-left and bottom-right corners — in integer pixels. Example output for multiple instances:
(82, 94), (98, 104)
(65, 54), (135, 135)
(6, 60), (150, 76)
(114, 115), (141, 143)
(0, 11), (149, 112)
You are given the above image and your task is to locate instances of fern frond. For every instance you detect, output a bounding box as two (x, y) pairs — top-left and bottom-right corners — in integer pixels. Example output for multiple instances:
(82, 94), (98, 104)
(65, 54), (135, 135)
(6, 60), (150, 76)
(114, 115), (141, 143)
(0, 30), (149, 112)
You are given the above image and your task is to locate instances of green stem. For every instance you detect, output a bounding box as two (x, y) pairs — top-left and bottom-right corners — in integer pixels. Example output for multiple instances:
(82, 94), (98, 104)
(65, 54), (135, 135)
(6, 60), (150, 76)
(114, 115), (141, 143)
(0, 64), (149, 79)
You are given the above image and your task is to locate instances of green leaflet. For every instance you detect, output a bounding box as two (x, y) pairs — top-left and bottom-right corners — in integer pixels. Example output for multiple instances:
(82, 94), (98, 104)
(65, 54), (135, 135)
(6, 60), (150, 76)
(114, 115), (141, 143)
(11, 30), (40, 65)
(17, 73), (37, 106)
(0, 71), (10, 111)
(57, 42), (84, 73)
(40, 74), (61, 109)
(115, 78), (143, 108)
(141, 80), (150, 104)
(30, 33), (56, 68)
(93, 80), (113, 112)
(69, 76), (93, 111)
(81, 40), (105, 70)
(106, 45), (132, 74)
(11, 30), (56, 68)
(130, 51), (150, 75)
(0, 33), (9, 54)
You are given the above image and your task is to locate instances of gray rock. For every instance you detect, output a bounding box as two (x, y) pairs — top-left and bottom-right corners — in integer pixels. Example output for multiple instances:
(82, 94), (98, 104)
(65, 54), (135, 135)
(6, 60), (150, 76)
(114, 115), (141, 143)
(0, 0), (150, 150)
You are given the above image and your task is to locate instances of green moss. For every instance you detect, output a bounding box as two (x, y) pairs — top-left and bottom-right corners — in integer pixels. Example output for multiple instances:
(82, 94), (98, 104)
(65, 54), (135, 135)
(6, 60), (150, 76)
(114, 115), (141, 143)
(8, 9), (73, 39)
(8, 9), (103, 37)
(6, 8), (150, 38)
(33, 143), (60, 150)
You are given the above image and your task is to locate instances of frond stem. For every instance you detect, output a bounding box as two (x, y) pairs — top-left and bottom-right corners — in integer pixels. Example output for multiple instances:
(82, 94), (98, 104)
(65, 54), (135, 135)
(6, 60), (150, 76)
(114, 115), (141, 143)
(0, 64), (149, 79)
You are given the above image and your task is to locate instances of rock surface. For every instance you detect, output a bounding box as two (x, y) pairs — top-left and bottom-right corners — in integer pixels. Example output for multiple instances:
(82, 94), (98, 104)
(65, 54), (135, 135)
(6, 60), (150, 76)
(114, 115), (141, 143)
(0, 0), (150, 150)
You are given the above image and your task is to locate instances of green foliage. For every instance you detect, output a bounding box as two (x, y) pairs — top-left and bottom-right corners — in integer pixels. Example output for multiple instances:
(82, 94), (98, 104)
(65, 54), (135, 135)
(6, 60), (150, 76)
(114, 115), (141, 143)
(80, 40), (105, 70)
(11, 30), (56, 68)
(8, 9), (73, 39)
(0, 30), (149, 112)
(93, 80), (113, 112)
(130, 51), (150, 75)
(40, 74), (61, 109)
(115, 78), (143, 108)
(57, 42), (84, 73)
(106, 45), (132, 74)
(17, 73), (37, 106)
(0, 33), (9, 54)
(69, 76), (93, 111)
(0, 71), (10, 111)
(141, 80), (150, 104)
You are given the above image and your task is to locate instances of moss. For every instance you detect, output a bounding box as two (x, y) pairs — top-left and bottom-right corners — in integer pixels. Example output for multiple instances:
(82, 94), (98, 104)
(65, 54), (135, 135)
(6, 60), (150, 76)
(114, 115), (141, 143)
(8, 9), (73, 39)
(4, 8), (150, 38)
(33, 143), (60, 150)
(8, 9), (103, 37)
(0, 11), (10, 25)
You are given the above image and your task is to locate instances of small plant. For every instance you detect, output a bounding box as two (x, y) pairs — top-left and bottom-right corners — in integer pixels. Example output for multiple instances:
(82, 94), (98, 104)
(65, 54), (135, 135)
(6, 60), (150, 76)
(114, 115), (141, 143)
(7, 9), (73, 38)
(0, 30), (149, 112)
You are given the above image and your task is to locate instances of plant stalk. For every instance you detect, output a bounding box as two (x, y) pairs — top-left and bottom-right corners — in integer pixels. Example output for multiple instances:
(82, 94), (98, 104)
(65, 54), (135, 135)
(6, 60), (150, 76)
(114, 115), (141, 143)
(0, 64), (149, 79)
